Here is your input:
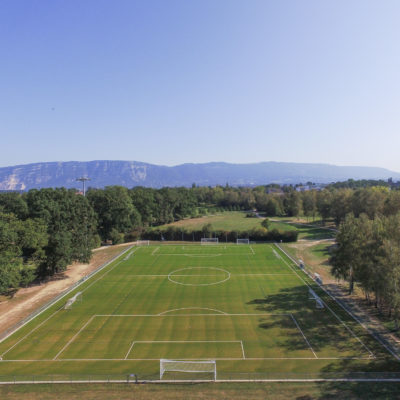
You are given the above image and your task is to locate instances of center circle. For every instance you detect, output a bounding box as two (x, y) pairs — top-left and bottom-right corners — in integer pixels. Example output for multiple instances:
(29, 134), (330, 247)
(168, 267), (231, 286)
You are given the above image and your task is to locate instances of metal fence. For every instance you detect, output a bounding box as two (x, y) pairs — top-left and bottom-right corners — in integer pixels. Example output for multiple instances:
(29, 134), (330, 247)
(1, 371), (400, 384)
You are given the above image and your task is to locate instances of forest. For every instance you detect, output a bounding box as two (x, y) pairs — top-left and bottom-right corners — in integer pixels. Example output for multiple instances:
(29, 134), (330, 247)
(1, 181), (400, 315)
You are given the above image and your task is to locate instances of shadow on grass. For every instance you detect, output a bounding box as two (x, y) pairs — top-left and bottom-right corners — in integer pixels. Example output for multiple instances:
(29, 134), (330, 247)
(247, 285), (377, 356)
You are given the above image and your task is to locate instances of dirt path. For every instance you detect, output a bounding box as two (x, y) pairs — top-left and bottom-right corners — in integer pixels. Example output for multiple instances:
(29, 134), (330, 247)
(0, 244), (133, 336)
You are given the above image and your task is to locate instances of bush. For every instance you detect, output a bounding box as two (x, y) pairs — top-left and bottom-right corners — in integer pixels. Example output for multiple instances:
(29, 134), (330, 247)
(110, 229), (124, 245)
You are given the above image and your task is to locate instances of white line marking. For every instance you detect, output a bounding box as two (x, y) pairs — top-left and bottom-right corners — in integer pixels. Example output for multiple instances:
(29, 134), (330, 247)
(290, 314), (317, 358)
(5, 356), (374, 362)
(0, 309), (62, 358)
(273, 249), (282, 259)
(240, 341), (246, 359)
(0, 246), (135, 355)
(125, 342), (135, 359)
(168, 267), (231, 286)
(96, 313), (290, 317)
(0, 246), (137, 357)
(250, 246), (255, 255)
(158, 307), (228, 315)
(151, 247), (160, 255)
(234, 273), (294, 276)
(53, 316), (95, 360)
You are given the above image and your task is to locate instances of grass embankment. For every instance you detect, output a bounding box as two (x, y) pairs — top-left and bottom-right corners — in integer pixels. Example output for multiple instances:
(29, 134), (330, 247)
(157, 211), (263, 231)
(158, 212), (336, 241)
(281, 241), (335, 283)
(1, 381), (400, 400)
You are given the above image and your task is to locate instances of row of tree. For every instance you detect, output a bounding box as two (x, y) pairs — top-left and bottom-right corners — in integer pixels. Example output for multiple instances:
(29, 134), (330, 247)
(143, 224), (298, 243)
(331, 213), (400, 329)
(0, 180), (399, 296)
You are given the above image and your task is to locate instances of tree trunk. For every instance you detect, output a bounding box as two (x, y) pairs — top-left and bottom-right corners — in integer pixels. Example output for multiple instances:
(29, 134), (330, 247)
(349, 275), (354, 294)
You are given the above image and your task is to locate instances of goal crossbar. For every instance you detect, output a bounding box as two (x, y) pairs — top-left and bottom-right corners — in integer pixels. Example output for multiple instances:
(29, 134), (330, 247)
(236, 238), (249, 245)
(160, 359), (216, 380)
(201, 238), (218, 245)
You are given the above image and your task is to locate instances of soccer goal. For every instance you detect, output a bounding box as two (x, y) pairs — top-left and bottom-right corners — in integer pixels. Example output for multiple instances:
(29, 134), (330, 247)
(201, 238), (219, 245)
(314, 272), (323, 285)
(160, 359), (216, 380)
(308, 288), (324, 309)
(64, 292), (82, 310)
(236, 238), (249, 245)
(136, 240), (150, 246)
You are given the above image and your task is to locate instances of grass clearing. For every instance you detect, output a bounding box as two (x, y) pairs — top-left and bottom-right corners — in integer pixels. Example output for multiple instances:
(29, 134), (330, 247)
(157, 211), (263, 231)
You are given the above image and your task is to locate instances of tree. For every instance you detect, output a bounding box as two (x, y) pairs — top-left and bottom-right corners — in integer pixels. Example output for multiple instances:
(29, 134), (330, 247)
(27, 188), (97, 276)
(330, 213), (370, 294)
(261, 218), (270, 230)
(201, 223), (213, 238)
(88, 186), (139, 240)
(302, 190), (317, 220)
(316, 190), (333, 224)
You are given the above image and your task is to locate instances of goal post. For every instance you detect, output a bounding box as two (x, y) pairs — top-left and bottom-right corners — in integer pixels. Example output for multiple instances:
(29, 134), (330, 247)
(160, 359), (216, 380)
(136, 240), (150, 246)
(200, 238), (219, 245)
(64, 292), (82, 310)
(236, 238), (249, 245)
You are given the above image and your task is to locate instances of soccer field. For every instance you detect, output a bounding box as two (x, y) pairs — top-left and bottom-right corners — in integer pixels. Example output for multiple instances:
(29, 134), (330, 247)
(0, 243), (397, 381)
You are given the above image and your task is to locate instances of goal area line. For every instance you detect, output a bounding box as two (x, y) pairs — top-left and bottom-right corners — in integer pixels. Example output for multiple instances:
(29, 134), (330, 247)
(22, 312), (372, 362)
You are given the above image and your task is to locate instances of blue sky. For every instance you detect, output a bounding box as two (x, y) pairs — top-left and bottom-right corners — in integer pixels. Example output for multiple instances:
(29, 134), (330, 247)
(1, 0), (400, 171)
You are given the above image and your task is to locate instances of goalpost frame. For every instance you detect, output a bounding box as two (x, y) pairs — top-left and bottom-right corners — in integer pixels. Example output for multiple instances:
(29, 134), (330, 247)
(136, 240), (150, 246)
(236, 238), (250, 245)
(64, 291), (82, 310)
(160, 359), (217, 380)
(200, 238), (219, 245)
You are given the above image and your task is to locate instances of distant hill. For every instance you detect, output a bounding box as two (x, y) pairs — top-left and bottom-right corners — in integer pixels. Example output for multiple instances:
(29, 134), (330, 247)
(0, 160), (399, 191)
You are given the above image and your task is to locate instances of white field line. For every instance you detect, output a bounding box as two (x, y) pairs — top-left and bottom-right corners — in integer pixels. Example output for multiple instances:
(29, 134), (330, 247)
(240, 341), (246, 359)
(121, 273), (295, 278)
(155, 254), (222, 257)
(273, 249), (282, 259)
(151, 247), (160, 255)
(2, 356), (374, 362)
(1, 378), (399, 384)
(53, 316), (95, 360)
(0, 309), (61, 358)
(96, 313), (291, 317)
(158, 307), (228, 315)
(250, 246), (255, 255)
(0, 245), (135, 357)
(290, 314), (317, 358)
(124, 341), (135, 359)
(274, 243), (375, 359)
(130, 340), (242, 343)
(82, 247), (139, 294)
(234, 273), (294, 276)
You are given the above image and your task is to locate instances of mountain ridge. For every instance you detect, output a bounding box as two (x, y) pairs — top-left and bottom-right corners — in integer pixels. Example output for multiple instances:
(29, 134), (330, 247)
(0, 160), (398, 191)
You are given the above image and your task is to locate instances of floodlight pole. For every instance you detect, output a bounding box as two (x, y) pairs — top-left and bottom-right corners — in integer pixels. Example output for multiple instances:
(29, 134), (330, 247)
(76, 177), (90, 196)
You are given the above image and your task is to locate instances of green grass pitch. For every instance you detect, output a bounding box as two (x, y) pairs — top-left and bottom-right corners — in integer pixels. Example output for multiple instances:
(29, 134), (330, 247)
(0, 244), (398, 380)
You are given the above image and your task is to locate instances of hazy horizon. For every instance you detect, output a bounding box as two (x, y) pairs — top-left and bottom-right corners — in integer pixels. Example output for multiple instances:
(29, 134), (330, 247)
(1, 159), (399, 174)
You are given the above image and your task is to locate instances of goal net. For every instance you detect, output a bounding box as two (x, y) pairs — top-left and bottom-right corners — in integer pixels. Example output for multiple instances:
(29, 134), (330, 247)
(201, 238), (218, 245)
(308, 288), (324, 309)
(136, 240), (150, 246)
(236, 238), (249, 245)
(64, 292), (82, 310)
(160, 359), (216, 380)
